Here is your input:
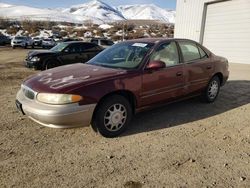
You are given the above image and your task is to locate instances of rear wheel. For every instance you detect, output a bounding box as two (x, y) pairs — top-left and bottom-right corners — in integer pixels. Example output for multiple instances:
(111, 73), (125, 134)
(203, 76), (220, 103)
(92, 95), (132, 138)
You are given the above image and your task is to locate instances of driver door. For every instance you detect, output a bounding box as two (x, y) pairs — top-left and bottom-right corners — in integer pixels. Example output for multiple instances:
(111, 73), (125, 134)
(58, 44), (81, 65)
(141, 41), (185, 106)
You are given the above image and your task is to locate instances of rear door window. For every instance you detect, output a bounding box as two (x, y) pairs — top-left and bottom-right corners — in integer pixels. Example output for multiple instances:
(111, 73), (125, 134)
(179, 41), (201, 62)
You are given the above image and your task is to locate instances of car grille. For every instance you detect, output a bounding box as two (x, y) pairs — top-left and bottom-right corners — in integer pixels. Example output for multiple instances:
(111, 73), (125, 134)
(21, 85), (35, 100)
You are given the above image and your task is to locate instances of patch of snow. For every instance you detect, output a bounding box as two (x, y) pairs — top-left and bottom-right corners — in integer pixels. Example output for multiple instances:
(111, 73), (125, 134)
(99, 24), (113, 29)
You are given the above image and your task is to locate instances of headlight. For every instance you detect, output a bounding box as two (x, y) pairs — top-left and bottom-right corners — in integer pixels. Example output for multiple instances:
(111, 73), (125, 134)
(31, 56), (40, 62)
(37, 93), (83, 105)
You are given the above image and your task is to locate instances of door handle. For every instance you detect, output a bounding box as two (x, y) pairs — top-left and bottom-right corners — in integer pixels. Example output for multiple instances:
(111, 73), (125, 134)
(176, 72), (183, 77)
(206, 65), (212, 70)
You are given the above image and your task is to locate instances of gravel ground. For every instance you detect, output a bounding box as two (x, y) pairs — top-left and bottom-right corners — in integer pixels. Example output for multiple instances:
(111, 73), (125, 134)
(0, 47), (249, 188)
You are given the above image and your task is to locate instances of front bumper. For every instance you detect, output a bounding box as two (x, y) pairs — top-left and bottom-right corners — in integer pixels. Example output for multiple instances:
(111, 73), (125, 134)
(16, 89), (96, 128)
(12, 44), (25, 47)
(24, 60), (40, 69)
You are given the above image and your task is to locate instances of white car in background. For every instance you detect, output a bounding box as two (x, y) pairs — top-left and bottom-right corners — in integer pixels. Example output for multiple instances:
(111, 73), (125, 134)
(90, 38), (114, 48)
(11, 36), (34, 49)
(42, 38), (56, 49)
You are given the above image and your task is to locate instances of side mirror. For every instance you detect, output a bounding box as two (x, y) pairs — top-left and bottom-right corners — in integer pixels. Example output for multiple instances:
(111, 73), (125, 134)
(146, 60), (166, 70)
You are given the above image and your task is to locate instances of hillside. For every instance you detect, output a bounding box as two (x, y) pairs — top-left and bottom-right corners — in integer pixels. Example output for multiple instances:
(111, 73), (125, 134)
(0, 0), (175, 24)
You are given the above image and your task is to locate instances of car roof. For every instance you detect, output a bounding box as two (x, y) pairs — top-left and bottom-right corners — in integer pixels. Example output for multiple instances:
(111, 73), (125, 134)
(124, 38), (197, 44)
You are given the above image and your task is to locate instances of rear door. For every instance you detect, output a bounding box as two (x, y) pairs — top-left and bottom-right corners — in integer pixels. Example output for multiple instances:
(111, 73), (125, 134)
(141, 41), (185, 106)
(177, 40), (213, 94)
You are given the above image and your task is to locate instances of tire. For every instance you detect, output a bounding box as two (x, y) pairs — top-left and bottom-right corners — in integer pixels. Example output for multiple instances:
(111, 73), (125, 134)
(203, 76), (221, 103)
(24, 44), (27, 49)
(44, 59), (60, 70)
(92, 95), (132, 138)
(12, 46), (15, 49)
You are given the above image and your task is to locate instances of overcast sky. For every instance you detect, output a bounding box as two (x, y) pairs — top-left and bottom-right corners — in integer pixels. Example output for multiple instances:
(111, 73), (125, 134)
(0, 0), (176, 9)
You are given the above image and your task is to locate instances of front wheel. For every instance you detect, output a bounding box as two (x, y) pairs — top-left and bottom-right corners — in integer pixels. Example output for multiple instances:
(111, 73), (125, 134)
(44, 59), (60, 70)
(92, 95), (132, 138)
(203, 76), (220, 103)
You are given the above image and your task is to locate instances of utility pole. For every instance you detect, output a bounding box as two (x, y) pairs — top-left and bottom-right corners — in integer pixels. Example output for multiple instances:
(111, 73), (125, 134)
(122, 22), (125, 41)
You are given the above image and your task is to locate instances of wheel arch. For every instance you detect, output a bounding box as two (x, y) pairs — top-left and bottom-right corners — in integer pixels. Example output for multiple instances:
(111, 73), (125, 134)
(91, 90), (137, 128)
(212, 72), (223, 85)
(42, 56), (62, 70)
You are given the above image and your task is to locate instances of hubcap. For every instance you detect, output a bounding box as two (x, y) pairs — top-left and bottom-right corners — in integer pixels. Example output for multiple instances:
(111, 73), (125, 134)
(208, 80), (219, 99)
(104, 104), (127, 132)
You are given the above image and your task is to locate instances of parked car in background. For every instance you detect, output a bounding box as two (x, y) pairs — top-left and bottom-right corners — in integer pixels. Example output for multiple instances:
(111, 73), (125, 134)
(0, 35), (11, 45)
(11, 36), (33, 49)
(17, 38), (229, 137)
(42, 38), (56, 49)
(90, 38), (114, 48)
(32, 37), (43, 47)
(25, 41), (103, 70)
(60, 38), (82, 43)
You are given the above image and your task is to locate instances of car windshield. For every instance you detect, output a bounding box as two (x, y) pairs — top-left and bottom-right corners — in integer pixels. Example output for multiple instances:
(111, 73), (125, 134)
(50, 43), (68, 52)
(15, 37), (25, 40)
(87, 42), (154, 69)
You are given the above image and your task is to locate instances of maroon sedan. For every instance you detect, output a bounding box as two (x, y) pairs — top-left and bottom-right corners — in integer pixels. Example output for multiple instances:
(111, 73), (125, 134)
(16, 38), (229, 137)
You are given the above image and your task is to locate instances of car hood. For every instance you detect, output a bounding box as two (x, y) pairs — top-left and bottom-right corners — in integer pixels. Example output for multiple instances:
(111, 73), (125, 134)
(23, 63), (127, 93)
(28, 50), (55, 57)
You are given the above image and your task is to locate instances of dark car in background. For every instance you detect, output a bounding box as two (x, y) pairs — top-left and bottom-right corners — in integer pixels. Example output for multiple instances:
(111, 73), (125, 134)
(60, 38), (82, 43)
(25, 41), (103, 70)
(17, 38), (229, 137)
(0, 35), (11, 45)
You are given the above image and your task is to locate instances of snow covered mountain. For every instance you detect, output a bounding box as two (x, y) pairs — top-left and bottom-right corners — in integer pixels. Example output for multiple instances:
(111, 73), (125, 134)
(117, 4), (175, 23)
(0, 1), (175, 24)
(62, 0), (125, 23)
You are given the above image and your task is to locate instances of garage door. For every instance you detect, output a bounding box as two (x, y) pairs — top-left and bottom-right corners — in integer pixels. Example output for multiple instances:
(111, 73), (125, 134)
(203, 0), (250, 64)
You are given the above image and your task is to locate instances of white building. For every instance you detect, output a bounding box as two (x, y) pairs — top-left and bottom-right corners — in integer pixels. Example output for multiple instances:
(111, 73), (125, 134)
(174, 0), (250, 64)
